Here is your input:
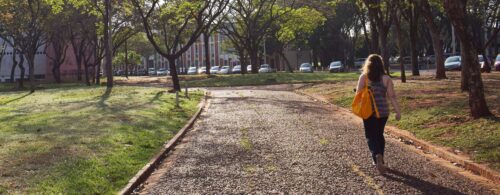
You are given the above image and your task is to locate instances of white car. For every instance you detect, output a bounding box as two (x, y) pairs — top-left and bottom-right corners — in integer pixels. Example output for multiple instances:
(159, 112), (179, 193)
(299, 63), (313, 73)
(187, 67), (198, 75)
(247, 65), (252, 72)
(219, 66), (231, 74)
(445, 56), (461, 71)
(156, 68), (169, 76)
(258, 64), (273, 73)
(148, 68), (156, 75)
(329, 61), (344, 73)
(210, 66), (220, 74)
(198, 67), (207, 74)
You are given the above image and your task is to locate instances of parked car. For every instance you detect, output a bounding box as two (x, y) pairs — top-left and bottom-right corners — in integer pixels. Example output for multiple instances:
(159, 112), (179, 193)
(137, 69), (147, 76)
(354, 58), (366, 68)
(198, 67), (207, 74)
(299, 63), (314, 73)
(247, 65), (252, 72)
(258, 64), (273, 73)
(219, 66), (231, 74)
(329, 61), (344, 73)
(478, 55), (493, 70)
(148, 68), (156, 75)
(210, 66), (220, 74)
(157, 68), (169, 76)
(232, 65), (241, 74)
(115, 70), (125, 76)
(444, 56), (461, 71)
(187, 67), (198, 75)
(495, 54), (500, 71)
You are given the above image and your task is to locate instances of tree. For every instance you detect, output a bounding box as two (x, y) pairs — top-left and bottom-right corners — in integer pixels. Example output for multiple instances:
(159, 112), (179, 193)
(443, 0), (491, 118)
(417, 0), (446, 79)
(132, 0), (229, 91)
(273, 7), (326, 72)
(363, 0), (395, 75)
(402, 0), (420, 76)
(221, 0), (286, 73)
(393, 0), (406, 82)
(45, 6), (71, 83)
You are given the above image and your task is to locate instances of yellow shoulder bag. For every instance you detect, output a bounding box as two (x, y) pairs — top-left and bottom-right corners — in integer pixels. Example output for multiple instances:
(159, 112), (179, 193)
(352, 78), (379, 119)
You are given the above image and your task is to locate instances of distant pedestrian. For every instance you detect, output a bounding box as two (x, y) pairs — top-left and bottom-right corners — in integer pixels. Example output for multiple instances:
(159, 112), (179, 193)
(355, 54), (401, 174)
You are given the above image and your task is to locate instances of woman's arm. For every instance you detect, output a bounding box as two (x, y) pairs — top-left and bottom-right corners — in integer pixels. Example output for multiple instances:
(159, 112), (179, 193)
(355, 74), (366, 94)
(386, 78), (401, 121)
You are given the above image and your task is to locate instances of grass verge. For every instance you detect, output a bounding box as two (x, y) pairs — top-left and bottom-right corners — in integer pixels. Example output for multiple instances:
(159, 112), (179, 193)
(180, 72), (359, 87)
(300, 72), (500, 170)
(0, 85), (203, 194)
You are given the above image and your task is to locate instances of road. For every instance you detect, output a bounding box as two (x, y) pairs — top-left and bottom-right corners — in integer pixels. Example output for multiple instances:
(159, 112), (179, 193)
(140, 87), (494, 194)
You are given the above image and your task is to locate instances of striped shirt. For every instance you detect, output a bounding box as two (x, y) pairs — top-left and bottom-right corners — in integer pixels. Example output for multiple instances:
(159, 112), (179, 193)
(369, 80), (390, 118)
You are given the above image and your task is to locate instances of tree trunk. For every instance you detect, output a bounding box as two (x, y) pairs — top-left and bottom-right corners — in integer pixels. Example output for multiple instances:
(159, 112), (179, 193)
(167, 57), (181, 91)
(52, 61), (62, 83)
(125, 40), (129, 79)
(409, 3), (420, 76)
(18, 55), (25, 89)
(249, 50), (259, 73)
(394, 11), (406, 83)
(27, 56), (35, 92)
(279, 51), (293, 73)
(84, 63), (91, 86)
(419, 0), (446, 79)
(378, 28), (391, 75)
(203, 31), (211, 75)
(444, 0), (491, 118)
(460, 43), (470, 91)
(370, 18), (380, 53)
(238, 49), (248, 74)
(104, 0), (113, 88)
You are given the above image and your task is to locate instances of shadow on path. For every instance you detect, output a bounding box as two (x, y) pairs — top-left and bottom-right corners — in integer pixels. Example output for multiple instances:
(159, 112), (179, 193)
(0, 91), (33, 105)
(384, 168), (466, 195)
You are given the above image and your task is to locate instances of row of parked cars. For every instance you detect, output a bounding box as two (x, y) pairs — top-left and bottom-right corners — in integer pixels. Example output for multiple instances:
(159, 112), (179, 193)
(185, 64), (277, 75)
(445, 54), (500, 71)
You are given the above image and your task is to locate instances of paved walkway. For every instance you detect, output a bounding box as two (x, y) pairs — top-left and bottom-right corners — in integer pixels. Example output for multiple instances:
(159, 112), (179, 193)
(141, 88), (493, 194)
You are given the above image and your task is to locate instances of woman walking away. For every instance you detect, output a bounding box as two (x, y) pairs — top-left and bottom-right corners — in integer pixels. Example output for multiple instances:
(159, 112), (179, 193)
(355, 54), (401, 174)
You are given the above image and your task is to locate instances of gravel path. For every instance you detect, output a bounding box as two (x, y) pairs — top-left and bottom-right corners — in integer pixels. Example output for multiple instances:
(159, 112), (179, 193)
(141, 89), (494, 194)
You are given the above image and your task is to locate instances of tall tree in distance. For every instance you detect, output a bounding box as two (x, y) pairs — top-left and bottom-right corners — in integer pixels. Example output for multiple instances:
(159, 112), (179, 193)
(132, 0), (229, 91)
(418, 0), (446, 79)
(402, 0), (420, 76)
(444, 0), (491, 118)
(393, 0), (406, 83)
(222, 0), (288, 73)
(363, 0), (395, 75)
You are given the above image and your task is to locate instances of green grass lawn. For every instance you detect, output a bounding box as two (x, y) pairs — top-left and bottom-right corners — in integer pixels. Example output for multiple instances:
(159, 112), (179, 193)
(180, 72), (360, 87)
(300, 73), (500, 170)
(0, 85), (203, 194)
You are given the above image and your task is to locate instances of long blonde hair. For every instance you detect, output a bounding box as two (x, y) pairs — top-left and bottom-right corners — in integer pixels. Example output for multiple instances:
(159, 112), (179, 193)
(362, 54), (386, 82)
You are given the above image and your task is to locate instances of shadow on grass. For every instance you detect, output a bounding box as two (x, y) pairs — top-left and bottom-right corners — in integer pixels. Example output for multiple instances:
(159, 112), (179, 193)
(149, 91), (165, 103)
(97, 87), (113, 109)
(384, 168), (465, 194)
(0, 91), (33, 105)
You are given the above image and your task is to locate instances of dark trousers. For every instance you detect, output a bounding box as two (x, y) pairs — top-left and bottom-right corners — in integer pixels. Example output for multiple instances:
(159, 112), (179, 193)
(363, 115), (389, 163)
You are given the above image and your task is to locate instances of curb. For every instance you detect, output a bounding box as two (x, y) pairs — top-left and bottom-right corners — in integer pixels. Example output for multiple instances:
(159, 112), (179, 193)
(119, 90), (209, 195)
(293, 90), (500, 186)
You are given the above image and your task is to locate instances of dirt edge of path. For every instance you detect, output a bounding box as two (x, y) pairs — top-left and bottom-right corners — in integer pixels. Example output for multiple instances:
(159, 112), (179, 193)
(118, 90), (209, 195)
(294, 90), (500, 193)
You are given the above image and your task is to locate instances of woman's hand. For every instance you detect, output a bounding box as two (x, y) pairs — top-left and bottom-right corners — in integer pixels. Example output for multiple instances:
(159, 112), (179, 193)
(395, 112), (401, 121)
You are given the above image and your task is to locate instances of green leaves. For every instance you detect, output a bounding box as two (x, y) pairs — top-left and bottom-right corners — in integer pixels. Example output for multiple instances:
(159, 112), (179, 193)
(277, 7), (326, 44)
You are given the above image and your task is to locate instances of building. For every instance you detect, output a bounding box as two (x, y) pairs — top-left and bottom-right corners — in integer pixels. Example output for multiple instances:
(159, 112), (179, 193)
(0, 38), (80, 83)
(149, 33), (239, 73)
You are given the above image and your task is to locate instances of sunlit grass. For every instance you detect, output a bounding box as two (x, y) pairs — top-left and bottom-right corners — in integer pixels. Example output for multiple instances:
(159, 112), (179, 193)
(0, 85), (203, 194)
